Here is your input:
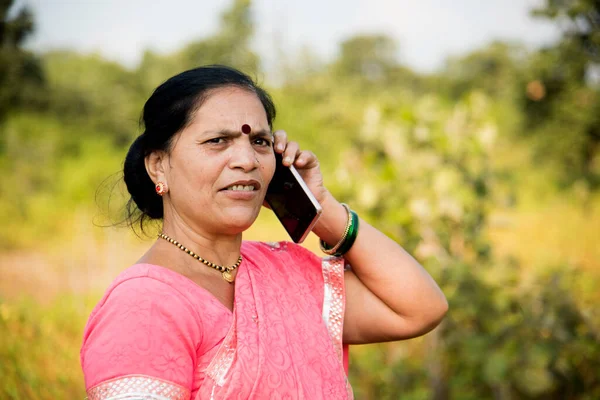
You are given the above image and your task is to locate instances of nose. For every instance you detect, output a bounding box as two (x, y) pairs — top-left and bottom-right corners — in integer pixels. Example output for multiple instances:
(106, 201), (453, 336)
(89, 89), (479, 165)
(228, 141), (259, 172)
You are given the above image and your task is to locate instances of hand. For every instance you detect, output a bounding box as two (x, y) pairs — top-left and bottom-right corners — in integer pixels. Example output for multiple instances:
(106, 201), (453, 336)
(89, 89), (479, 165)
(270, 130), (329, 205)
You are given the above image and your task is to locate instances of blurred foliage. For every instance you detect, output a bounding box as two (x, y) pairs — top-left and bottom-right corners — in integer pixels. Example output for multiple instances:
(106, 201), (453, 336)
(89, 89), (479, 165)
(0, 0), (44, 120)
(0, 296), (91, 399)
(0, 0), (599, 399)
(341, 94), (599, 399)
(524, 0), (600, 187)
(136, 0), (259, 97)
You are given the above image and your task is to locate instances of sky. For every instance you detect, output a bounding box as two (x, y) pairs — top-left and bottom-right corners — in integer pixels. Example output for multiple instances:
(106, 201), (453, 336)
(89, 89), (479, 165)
(14, 0), (561, 73)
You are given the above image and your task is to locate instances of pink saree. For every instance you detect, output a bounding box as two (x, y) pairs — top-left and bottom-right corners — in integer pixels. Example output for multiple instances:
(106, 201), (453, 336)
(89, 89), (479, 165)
(81, 241), (353, 399)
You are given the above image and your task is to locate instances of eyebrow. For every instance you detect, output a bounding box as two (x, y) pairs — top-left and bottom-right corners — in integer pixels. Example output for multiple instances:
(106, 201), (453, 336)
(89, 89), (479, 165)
(206, 129), (273, 138)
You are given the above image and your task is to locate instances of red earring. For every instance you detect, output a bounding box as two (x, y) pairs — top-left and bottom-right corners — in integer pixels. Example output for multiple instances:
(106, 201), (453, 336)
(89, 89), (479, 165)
(155, 182), (168, 196)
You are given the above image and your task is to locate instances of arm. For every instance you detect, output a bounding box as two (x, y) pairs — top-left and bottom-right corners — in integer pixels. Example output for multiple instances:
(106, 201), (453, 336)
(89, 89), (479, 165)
(314, 193), (448, 344)
(273, 131), (448, 345)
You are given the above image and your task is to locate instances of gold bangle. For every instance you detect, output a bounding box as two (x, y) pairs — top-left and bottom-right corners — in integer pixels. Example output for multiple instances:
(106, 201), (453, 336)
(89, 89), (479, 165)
(320, 203), (352, 255)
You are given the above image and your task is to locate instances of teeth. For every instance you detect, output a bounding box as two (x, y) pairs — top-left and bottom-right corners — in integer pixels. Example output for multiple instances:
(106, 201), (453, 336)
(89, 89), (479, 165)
(228, 185), (255, 191)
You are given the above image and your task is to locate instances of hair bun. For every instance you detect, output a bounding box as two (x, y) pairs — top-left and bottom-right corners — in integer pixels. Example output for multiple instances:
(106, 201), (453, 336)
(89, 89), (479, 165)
(123, 133), (163, 220)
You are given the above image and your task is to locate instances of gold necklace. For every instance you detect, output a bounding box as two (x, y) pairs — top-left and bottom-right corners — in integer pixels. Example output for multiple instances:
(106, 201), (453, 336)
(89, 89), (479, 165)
(158, 233), (242, 283)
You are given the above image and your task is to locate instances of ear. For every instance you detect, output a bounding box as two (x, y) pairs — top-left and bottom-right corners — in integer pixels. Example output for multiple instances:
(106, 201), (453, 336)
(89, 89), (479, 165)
(145, 150), (168, 185)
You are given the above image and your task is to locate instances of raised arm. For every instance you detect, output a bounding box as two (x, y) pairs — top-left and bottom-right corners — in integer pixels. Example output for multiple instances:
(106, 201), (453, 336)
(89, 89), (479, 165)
(314, 193), (448, 344)
(274, 131), (448, 345)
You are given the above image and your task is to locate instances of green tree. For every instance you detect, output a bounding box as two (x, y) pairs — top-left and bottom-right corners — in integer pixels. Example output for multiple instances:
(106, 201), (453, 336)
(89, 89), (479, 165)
(442, 41), (526, 101)
(525, 0), (600, 187)
(136, 0), (259, 97)
(0, 0), (44, 120)
(42, 51), (142, 147)
(330, 34), (424, 94)
(532, 0), (600, 66)
(333, 35), (398, 81)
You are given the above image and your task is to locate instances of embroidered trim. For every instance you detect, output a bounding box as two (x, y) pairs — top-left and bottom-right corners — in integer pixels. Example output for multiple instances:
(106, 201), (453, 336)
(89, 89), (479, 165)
(264, 241), (287, 251)
(322, 256), (354, 399)
(86, 375), (190, 400)
(321, 256), (346, 362)
(205, 312), (237, 386)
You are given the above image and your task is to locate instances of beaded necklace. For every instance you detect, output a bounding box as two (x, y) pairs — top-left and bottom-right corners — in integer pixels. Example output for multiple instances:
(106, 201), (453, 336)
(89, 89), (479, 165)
(158, 233), (242, 283)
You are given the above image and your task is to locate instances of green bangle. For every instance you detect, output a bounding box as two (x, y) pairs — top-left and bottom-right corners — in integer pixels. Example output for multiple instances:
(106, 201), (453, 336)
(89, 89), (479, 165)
(320, 203), (352, 255)
(319, 206), (359, 257)
(335, 210), (359, 256)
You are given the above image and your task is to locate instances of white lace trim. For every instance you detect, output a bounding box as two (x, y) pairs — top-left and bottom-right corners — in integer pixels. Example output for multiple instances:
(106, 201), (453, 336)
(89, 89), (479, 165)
(86, 375), (190, 400)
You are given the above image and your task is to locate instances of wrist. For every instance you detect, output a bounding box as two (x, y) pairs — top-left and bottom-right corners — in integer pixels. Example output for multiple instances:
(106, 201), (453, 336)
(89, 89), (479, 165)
(312, 192), (348, 247)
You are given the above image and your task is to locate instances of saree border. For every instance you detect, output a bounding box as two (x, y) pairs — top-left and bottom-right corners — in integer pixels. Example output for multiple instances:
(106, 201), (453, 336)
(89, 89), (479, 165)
(86, 374), (190, 400)
(322, 256), (355, 399)
(204, 303), (238, 387)
(321, 256), (346, 362)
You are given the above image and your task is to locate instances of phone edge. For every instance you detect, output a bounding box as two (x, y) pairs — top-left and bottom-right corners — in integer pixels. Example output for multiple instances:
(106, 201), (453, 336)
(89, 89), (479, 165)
(265, 163), (323, 243)
(287, 164), (323, 243)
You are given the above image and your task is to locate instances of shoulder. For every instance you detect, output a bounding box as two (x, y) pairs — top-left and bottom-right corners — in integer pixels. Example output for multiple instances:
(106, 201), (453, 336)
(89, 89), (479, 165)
(242, 240), (324, 278)
(242, 240), (320, 261)
(86, 264), (201, 324)
(82, 265), (203, 348)
(81, 264), (203, 390)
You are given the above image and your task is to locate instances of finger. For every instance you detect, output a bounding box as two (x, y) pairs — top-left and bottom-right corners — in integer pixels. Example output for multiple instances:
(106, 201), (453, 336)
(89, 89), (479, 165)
(273, 130), (287, 153)
(294, 150), (318, 168)
(282, 141), (300, 166)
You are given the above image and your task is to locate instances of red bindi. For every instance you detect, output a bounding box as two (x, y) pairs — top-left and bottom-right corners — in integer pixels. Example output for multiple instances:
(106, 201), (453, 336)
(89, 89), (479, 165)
(241, 124), (251, 134)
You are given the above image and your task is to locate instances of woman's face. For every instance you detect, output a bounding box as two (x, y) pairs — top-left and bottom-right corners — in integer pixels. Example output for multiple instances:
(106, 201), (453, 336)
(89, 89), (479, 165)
(161, 86), (275, 236)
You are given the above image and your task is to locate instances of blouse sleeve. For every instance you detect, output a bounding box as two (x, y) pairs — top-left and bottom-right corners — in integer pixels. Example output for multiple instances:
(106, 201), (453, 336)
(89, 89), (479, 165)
(81, 277), (201, 400)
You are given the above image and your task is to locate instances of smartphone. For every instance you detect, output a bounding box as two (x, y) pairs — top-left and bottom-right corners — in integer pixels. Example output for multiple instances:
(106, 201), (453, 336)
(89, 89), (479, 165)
(265, 152), (323, 243)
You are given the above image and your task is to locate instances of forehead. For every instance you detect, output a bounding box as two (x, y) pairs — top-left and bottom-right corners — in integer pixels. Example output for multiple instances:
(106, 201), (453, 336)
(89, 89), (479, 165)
(191, 86), (268, 129)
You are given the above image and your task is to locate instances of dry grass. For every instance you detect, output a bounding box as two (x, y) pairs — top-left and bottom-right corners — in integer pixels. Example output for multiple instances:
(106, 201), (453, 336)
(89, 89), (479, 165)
(488, 195), (600, 273)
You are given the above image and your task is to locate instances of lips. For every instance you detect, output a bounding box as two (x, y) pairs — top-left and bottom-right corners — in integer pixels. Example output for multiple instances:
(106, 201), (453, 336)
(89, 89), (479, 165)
(221, 179), (261, 191)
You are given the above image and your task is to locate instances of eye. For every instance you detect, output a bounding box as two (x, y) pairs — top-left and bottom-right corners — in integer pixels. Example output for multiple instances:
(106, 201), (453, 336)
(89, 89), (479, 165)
(253, 137), (272, 147)
(206, 137), (226, 144)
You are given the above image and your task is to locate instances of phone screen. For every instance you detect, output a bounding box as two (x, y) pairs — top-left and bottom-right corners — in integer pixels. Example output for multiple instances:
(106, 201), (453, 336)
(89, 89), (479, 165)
(265, 153), (323, 243)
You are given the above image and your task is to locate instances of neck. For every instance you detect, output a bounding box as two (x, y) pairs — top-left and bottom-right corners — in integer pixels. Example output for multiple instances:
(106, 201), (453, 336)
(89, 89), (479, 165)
(159, 216), (243, 268)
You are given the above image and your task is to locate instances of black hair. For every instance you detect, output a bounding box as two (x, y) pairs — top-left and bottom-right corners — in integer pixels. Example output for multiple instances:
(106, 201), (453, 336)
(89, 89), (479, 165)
(123, 65), (276, 232)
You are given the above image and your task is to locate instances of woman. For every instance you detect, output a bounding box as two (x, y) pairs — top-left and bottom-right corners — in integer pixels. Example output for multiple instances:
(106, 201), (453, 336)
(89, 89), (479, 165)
(81, 65), (448, 399)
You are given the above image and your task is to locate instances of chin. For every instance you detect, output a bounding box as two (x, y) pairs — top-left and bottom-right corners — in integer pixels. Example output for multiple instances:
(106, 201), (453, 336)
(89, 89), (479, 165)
(219, 210), (260, 234)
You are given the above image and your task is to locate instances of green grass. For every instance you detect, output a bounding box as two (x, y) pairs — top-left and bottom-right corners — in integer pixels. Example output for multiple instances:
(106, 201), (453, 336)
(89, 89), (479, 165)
(0, 295), (92, 399)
